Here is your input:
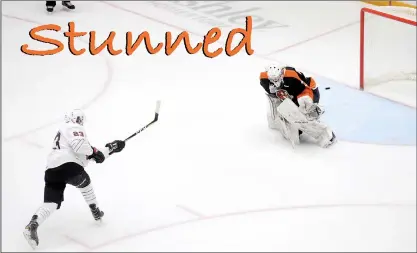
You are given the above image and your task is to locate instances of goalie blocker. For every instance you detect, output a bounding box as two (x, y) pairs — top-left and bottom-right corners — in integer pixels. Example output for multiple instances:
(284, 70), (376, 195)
(261, 64), (337, 148)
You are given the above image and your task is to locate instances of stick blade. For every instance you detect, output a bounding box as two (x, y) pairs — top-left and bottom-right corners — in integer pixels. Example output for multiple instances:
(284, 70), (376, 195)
(154, 100), (161, 121)
(155, 100), (161, 113)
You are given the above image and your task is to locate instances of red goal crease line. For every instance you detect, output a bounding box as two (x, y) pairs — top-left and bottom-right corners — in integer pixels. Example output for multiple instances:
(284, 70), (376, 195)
(362, 0), (417, 9)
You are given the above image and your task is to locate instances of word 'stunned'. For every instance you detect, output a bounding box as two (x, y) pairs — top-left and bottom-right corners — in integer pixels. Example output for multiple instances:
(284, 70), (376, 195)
(21, 16), (255, 58)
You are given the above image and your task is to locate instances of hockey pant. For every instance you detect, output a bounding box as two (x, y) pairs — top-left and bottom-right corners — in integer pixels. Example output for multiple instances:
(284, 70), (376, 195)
(44, 162), (96, 209)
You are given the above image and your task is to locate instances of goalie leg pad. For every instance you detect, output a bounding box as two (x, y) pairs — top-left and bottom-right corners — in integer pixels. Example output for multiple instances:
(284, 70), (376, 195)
(276, 98), (308, 125)
(266, 94), (282, 130)
(318, 129), (337, 148)
(277, 98), (335, 148)
(276, 114), (300, 147)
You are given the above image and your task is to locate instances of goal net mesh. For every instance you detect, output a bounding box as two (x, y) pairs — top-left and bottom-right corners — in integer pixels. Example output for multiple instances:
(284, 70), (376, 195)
(361, 6), (416, 89)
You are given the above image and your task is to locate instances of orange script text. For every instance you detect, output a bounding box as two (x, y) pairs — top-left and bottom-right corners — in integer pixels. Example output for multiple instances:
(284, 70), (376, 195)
(21, 16), (255, 57)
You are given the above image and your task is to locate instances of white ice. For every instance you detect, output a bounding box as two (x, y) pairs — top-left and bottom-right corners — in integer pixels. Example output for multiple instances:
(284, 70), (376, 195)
(2, 1), (416, 252)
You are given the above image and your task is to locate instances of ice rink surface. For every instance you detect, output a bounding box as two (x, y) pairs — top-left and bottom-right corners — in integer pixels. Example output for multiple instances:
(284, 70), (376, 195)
(2, 1), (416, 252)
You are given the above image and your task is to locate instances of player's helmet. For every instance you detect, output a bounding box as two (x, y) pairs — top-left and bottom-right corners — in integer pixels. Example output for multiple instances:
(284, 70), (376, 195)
(65, 109), (86, 126)
(265, 63), (284, 86)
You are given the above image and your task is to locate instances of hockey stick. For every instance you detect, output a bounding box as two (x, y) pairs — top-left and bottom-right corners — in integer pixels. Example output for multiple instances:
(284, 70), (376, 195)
(124, 100), (161, 142)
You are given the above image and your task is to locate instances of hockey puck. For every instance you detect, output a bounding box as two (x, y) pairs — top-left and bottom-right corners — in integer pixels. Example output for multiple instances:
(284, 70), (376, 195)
(325, 87), (330, 90)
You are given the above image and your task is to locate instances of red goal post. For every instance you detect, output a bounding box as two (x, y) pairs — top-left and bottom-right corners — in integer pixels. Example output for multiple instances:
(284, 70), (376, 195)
(360, 7), (417, 90)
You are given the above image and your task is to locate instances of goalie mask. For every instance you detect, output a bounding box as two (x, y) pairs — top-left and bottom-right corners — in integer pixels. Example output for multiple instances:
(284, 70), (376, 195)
(265, 64), (285, 87)
(65, 109), (86, 126)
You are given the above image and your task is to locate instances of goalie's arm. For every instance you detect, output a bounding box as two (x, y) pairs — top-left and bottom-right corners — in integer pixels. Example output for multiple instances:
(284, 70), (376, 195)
(296, 89), (315, 114)
(259, 72), (275, 95)
(306, 76), (320, 103)
(313, 87), (320, 103)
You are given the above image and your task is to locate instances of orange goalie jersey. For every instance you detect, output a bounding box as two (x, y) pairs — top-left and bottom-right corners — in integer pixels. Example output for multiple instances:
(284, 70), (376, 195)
(259, 66), (320, 106)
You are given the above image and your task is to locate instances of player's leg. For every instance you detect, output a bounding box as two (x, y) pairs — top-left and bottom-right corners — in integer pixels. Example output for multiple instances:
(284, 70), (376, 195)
(317, 127), (337, 148)
(276, 97), (335, 148)
(266, 94), (283, 130)
(276, 113), (300, 148)
(62, 1), (75, 10)
(295, 119), (336, 148)
(23, 167), (66, 249)
(66, 165), (104, 221)
(290, 96), (305, 136)
(45, 1), (56, 12)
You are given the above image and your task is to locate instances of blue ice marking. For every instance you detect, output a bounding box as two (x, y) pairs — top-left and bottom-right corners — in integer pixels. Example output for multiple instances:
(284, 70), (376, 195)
(315, 76), (416, 146)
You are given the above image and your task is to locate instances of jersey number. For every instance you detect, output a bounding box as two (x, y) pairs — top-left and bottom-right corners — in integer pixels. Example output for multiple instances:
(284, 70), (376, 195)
(73, 131), (84, 137)
(53, 132), (61, 150)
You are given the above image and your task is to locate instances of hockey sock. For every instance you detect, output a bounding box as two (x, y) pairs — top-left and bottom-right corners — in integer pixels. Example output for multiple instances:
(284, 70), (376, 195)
(33, 202), (58, 225)
(79, 183), (98, 206)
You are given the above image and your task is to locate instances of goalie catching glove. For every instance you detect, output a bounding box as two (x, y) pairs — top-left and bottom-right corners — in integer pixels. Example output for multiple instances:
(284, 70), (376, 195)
(297, 96), (324, 121)
(275, 89), (323, 121)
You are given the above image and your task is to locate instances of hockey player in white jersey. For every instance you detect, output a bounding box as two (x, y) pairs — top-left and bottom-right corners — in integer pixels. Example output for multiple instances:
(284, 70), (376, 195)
(23, 109), (125, 249)
(259, 63), (337, 148)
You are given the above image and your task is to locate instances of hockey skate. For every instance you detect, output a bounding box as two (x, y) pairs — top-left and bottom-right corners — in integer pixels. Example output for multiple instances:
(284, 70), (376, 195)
(23, 215), (39, 249)
(89, 204), (104, 222)
(62, 1), (75, 10)
(46, 5), (54, 13)
(320, 131), (337, 148)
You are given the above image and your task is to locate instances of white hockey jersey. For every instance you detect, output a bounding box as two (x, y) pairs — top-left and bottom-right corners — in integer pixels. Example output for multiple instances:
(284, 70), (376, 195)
(46, 122), (109, 169)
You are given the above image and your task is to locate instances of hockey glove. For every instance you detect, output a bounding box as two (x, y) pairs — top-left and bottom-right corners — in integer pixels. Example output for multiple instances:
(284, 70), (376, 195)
(87, 147), (105, 163)
(105, 140), (125, 155)
(276, 89), (292, 102)
(306, 103), (324, 121)
(269, 84), (279, 94)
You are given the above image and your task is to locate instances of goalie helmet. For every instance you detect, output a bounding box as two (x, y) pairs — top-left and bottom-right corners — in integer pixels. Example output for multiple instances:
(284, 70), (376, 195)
(65, 109), (86, 126)
(265, 63), (285, 87)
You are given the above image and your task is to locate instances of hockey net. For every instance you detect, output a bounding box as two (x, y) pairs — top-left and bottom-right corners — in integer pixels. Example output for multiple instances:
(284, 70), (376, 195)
(360, 6), (417, 92)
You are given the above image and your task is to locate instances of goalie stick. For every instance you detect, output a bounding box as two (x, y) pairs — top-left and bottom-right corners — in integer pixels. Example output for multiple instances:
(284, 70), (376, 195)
(124, 100), (161, 142)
